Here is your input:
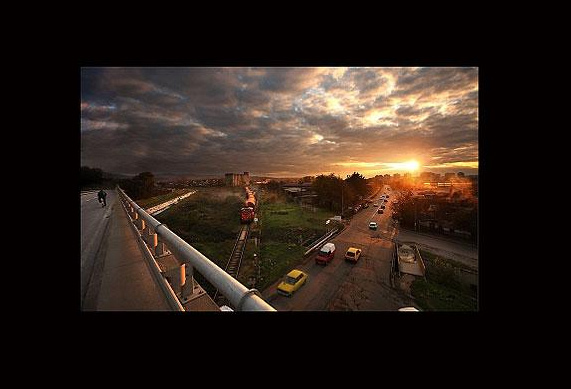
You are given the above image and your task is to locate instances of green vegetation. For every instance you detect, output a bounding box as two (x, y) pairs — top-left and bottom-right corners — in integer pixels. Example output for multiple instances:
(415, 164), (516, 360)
(410, 250), (477, 311)
(312, 172), (369, 212)
(156, 190), (243, 245)
(119, 171), (156, 200)
(154, 188), (246, 295)
(261, 201), (334, 242)
(255, 191), (338, 291)
(258, 242), (306, 291)
(136, 189), (194, 209)
(80, 166), (103, 188)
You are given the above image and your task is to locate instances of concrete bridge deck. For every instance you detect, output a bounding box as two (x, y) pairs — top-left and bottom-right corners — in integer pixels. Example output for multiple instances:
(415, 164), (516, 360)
(81, 190), (219, 311)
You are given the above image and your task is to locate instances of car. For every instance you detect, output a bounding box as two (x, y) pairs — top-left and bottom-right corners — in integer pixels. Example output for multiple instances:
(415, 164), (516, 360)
(315, 242), (336, 265)
(277, 269), (308, 297)
(373, 203), (378, 207)
(345, 247), (362, 263)
(369, 222), (378, 230)
(378, 209), (384, 214)
(380, 204), (386, 209)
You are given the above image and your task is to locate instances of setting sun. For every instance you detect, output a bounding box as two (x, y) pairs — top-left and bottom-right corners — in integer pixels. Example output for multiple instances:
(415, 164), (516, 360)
(403, 160), (419, 171)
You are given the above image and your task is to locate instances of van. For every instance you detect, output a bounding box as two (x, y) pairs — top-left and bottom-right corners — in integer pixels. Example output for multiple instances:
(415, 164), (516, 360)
(316, 242), (336, 265)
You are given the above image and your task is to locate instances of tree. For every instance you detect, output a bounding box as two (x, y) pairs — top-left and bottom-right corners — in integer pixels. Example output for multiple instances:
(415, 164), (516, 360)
(265, 180), (282, 192)
(120, 171), (156, 200)
(344, 172), (368, 205)
(312, 173), (343, 212)
(80, 166), (103, 188)
(133, 171), (155, 199)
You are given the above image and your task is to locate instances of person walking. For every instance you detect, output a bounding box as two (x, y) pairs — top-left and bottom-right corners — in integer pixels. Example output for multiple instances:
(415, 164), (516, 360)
(97, 189), (107, 207)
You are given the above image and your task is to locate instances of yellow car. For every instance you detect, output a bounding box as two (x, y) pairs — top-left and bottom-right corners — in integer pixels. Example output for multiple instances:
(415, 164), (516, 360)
(277, 269), (308, 297)
(344, 247), (362, 263)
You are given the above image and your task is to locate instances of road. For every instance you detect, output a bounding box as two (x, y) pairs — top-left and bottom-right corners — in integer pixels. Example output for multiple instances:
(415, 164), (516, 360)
(396, 228), (478, 270)
(80, 189), (116, 304)
(262, 185), (414, 311)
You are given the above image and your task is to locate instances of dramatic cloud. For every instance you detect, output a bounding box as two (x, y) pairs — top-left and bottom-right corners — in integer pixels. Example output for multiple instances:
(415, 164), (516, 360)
(80, 67), (478, 178)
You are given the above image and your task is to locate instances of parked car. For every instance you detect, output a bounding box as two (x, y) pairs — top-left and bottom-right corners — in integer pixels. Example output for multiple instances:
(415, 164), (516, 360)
(369, 222), (378, 230)
(344, 247), (362, 263)
(380, 204), (386, 209)
(277, 269), (308, 297)
(373, 203), (378, 207)
(315, 242), (336, 265)
(378, 209), (384, 214)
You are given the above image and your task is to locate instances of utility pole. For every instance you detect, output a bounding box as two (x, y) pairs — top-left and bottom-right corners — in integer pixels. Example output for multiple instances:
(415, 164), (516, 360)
(341, 180), (344, 216)
(414, 200), (417, 231)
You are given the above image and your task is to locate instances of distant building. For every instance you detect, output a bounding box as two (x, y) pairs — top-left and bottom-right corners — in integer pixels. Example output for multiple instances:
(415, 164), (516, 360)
(420, 172), (434, 181)
(444, 173), (455, 181)
(225, 171), (251, 187)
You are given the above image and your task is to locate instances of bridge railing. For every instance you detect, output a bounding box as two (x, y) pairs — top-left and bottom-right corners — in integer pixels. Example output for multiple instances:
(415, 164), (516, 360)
(117, 186), (276, 312)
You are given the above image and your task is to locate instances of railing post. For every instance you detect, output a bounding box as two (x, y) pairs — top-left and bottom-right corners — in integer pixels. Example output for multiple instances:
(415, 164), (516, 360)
(135, 216), (145, 231)
(155, 236), (170, 257)
(181, 263), (196, 301)
(143, 225), (157, 248)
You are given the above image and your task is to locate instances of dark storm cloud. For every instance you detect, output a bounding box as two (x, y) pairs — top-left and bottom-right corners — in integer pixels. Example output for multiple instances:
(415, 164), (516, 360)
(81, 67), (478, 177)
(258, 68), (328, 93)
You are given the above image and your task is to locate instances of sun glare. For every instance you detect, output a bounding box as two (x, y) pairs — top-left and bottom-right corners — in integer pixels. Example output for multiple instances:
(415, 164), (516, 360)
(403, 160), (419, 171)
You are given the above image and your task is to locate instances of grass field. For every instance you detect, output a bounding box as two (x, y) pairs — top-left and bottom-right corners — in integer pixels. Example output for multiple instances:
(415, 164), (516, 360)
(257, 242), (306, 291)
(259, 199), (335, 243)
(154, 187), (246, 296)
(255, 193), (337, 291)
(410, 249), (478, 311)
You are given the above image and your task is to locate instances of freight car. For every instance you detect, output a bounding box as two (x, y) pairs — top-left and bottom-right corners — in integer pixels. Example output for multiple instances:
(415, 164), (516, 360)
(240, 186), (256, 223)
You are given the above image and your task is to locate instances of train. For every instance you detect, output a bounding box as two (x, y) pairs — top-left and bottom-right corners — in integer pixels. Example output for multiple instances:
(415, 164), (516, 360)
(240, 186), (256, 223)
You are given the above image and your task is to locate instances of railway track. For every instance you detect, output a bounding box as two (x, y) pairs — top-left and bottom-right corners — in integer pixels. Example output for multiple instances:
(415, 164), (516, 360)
(214, 223), (251, 308)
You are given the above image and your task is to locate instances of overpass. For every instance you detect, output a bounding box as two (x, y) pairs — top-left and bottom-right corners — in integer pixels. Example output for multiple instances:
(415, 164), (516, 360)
(80, 187), (276, 311)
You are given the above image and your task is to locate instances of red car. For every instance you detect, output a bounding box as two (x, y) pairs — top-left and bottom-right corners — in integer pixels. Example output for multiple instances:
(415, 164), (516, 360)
(315, 242), (336, 265)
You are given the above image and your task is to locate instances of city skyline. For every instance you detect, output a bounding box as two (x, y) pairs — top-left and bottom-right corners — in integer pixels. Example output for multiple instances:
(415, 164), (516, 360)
(81, 67), (478, 179)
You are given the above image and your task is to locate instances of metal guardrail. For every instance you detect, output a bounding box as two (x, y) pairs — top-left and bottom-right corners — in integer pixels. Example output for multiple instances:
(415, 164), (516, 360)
(117, 186), (276, 312)
(304, 228), (339, 256)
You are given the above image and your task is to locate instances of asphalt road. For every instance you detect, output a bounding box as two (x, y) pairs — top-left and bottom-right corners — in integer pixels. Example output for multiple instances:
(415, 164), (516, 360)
(80, 190), (116, 303)
(396, 228), (478, 269)
(263, 185), (414, 311)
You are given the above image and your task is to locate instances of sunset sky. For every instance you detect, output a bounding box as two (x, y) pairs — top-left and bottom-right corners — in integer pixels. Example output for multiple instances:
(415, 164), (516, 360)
(81, 67), (478, 179)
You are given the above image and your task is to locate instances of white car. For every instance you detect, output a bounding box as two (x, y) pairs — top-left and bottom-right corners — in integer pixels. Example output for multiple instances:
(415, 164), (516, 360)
(369, 222), (378, 230)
